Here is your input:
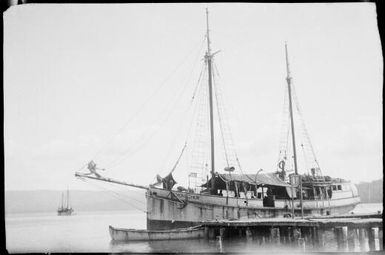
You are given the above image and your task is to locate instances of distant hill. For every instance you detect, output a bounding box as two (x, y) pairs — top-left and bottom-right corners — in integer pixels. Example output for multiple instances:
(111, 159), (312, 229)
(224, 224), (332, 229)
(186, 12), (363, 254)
(5, 190), (146, 214)
(355, 178), (383, 203)
(5, 178), (383, 214)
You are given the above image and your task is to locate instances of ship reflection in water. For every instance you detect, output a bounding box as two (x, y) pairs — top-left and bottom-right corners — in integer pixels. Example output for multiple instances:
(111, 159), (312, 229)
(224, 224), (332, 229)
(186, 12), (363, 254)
(110, 228), (382, 253)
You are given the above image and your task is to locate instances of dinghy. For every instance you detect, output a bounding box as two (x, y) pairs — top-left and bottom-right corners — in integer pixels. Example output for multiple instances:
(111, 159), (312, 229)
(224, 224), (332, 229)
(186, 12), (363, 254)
(109, 225), (205, 241)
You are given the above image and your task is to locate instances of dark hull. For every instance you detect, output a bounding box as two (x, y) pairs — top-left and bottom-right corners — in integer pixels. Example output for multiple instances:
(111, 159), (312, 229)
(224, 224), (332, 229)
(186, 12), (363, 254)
(57, 209), (73, 216)
(147, 219), (201, 230)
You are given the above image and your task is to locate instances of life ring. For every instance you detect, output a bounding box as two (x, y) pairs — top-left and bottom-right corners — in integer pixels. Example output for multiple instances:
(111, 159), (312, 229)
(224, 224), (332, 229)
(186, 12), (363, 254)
(278, 160), (285, 171)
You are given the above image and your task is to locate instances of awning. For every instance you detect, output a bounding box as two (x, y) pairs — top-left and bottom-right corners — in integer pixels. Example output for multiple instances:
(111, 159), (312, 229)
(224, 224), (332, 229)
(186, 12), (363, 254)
(202, 172), (291, 188)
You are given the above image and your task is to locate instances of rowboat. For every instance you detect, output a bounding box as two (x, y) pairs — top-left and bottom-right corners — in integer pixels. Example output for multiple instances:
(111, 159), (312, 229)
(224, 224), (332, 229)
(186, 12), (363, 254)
(108, 225), (205, 241)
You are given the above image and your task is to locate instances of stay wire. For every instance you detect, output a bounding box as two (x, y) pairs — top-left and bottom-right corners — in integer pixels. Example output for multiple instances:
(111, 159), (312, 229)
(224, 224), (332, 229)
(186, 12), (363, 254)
(212, 63), (230, 168)
(106, 52), (203, 170)
(159, 44), (207, 173)
(87, 36), (207, 163)
(291, 83), (321, 172)
(78, 177), (146, 213)
(79, 177), (145, 206)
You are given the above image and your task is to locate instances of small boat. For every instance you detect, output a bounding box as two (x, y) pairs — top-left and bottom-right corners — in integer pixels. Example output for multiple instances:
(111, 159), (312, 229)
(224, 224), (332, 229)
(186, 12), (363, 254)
(57, 188), (74, 216)
(108, 225), (205, 241)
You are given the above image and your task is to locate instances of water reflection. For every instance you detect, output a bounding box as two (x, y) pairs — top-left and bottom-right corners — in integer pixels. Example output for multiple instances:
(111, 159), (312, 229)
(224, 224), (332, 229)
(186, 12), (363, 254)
(109, 228), (382, 253)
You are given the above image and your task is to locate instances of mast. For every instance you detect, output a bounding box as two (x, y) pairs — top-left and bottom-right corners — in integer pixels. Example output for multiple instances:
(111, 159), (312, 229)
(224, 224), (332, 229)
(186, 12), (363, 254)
(66, 189), (69, 208)
(285, 43), (298, 175)
(205, 8), (216, 194)
(285, 43), (304, 218)
(67, 188), (70, 209)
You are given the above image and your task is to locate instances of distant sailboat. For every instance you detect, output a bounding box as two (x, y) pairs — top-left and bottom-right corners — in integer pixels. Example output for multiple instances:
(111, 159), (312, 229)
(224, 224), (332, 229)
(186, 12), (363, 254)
(57, 189), (74, 216)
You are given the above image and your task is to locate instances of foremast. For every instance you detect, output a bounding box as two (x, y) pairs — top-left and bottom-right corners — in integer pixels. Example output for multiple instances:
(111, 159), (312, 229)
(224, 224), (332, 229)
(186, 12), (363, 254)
(285, 43), (304, 218)
(205, 9), (216, 194)
(284, 43), (298, 176)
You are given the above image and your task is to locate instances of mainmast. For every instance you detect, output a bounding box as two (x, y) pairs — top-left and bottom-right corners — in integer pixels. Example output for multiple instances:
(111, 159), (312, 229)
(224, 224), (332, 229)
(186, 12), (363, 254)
(205, 8), (216, 194)
(66, 189), (69, 209)
(285, 43), (304, 218)
(285, 43), (299, 175)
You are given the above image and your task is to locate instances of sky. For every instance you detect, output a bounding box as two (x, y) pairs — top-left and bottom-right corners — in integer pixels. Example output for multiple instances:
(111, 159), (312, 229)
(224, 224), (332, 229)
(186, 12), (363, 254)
(4, 3), (383, 191)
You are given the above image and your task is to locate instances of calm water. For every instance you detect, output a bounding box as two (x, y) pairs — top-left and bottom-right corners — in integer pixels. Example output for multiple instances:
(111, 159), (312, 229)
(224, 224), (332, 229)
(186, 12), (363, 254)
(6, 203), (383, 253)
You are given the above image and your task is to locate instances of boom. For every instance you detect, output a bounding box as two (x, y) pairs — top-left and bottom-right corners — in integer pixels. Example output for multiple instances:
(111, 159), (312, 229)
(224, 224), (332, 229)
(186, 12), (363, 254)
(75, 172), (149, 190)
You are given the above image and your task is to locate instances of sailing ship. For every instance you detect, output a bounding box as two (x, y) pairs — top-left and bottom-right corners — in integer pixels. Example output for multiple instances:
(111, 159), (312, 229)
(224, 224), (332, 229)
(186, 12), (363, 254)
(75, 9), (360, 230)
(57, 189), (74, 216)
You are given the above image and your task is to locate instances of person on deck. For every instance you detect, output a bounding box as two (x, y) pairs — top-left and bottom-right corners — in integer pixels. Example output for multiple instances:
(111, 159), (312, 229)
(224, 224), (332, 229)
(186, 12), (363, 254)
(85, 160), (104, 178)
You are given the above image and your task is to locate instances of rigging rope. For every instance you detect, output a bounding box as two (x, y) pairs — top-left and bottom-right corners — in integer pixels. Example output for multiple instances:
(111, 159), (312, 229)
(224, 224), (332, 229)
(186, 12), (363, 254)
(85, 36), (207, 166)
(159, 49), (207, 174)
(212, 63), (230, 168)
(189, 62), (210, 180)
(78, 177), (146, 213)
(212, 61), (239, 169)
(291, 83), (322, 174)
(212, 62), (240, 179)
(104, 46), (206, 170)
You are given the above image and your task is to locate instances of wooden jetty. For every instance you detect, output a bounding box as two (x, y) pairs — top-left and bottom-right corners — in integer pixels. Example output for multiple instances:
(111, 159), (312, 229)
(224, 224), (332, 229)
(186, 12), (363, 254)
(202, 213), (383, 252)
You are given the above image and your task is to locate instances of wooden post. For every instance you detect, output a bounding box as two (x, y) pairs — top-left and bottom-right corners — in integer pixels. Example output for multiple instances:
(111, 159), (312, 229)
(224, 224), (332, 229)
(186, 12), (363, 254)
(379, 227), (383, 251)
(359, 228), (366, 251)
(347, 227), (356, 252)
(216, 235), (223, 252)
(280, 227), (287, 244)
(316, 228), (325, 248)
(209, 227), (216, 240)
(334, 226), (348, 251)
(368, 227), (376, 251)
(238, 228), (243, 238)
(270, 227), (280, 244)
(246, 227), (252, 241)
(293, 227), (301, 248)
(299, 238), (306, 251)
(342, 226), (348, 251)
(219, 227), (225, 239)
(311, 227), (318, 247)
(287, 226), (293, 244)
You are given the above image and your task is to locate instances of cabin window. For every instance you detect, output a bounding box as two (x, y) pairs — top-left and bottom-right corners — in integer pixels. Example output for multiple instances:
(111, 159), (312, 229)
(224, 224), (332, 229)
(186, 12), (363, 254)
(332, 185), (337, 191)
(337, 185), (342, 191)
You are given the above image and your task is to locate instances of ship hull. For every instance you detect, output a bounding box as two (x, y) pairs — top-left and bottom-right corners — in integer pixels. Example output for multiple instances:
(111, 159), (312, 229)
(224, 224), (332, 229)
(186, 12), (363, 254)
(109, 225), (205, 241)
(57, 209), (73, 216)
(146, 187), (360, 230)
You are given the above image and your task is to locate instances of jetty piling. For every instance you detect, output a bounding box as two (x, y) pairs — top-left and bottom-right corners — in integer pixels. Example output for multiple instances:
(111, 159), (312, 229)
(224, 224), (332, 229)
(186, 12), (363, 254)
(246, 227), (252, 241)
(270, 227), (280, 244)
(347, 227), (356, 251)
(359, 228), (366, 250)
(220, 227), (225, 239)
(202, 213), (382, 252)
(368, 227), (376, 251)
